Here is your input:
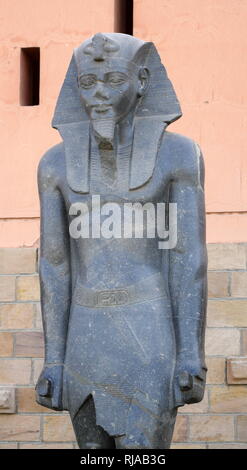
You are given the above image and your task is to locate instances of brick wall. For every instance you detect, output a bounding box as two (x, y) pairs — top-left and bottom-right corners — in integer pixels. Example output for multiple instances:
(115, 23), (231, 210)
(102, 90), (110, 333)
(0, 245), (246, 449)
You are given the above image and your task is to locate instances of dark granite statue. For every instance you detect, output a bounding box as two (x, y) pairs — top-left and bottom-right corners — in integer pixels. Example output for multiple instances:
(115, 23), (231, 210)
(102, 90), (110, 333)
(35, 33), (207, 449)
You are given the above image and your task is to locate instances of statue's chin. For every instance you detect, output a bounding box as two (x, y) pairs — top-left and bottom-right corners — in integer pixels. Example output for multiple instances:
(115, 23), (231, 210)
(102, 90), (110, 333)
(91, 118), (116, 148)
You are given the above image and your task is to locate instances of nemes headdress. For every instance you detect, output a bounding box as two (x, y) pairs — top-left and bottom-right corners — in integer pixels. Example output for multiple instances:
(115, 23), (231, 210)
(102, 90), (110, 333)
(52, 33), (182, 193)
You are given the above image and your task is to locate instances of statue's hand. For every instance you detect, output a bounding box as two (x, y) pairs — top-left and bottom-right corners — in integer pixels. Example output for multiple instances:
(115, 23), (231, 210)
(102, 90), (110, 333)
(174, 359), (207, 407)
(35, 364), (64, 411)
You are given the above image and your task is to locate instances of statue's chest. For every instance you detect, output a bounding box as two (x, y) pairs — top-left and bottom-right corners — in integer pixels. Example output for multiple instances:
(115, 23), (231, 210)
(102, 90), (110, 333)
(65, 146), (170, 208)
(89, 143), (132, 194)
(65, 170), (169, 211)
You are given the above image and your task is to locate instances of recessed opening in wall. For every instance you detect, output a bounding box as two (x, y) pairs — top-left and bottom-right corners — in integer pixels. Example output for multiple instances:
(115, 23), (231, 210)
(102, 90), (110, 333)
(20, 48), (40, 106)
(115, 0), (133, 35)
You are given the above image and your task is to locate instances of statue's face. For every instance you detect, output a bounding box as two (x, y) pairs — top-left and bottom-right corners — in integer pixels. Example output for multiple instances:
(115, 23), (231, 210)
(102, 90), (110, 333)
(78, 64), (140, 122)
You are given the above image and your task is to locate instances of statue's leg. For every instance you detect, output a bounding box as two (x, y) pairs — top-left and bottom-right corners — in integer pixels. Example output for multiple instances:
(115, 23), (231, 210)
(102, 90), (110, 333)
(115, 408), (177, 449)
(71, 395), (115, 449)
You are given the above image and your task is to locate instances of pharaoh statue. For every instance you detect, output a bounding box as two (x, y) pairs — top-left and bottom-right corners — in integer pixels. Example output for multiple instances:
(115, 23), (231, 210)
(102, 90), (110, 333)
(35, 33), (207, 449)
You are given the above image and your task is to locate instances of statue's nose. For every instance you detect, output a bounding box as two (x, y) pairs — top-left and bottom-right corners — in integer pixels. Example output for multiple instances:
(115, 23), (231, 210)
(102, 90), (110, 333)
(94, 82), (109, 100)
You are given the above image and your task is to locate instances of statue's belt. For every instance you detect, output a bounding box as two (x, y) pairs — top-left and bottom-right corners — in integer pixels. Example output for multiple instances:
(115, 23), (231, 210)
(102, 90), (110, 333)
(73, 272), (168, 308)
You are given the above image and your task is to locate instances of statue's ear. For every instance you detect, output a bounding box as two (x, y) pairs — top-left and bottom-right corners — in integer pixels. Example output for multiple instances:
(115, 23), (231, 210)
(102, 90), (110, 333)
(137, 67), (150, 96)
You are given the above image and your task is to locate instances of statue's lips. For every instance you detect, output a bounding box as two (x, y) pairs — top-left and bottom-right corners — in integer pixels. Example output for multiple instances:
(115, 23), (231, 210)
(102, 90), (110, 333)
(92, 104), (112, 113)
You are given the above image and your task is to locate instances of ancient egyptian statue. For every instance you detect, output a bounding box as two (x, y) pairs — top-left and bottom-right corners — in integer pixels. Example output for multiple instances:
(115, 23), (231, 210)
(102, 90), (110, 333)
(35, 33), (207, 449)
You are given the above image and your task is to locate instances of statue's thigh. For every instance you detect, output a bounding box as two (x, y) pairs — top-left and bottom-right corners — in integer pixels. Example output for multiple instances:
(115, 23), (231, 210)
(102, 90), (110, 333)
(71, 395), (115, 449)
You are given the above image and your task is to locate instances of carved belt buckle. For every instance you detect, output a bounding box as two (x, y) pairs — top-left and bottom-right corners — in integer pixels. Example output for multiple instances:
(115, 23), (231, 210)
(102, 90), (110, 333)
(97, 289), (129, 307)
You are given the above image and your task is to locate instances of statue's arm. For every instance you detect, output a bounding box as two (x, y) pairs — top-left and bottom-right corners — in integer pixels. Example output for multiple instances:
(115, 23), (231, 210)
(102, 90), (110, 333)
(169, 141), (207, 406)
(35, 147), (71, 410)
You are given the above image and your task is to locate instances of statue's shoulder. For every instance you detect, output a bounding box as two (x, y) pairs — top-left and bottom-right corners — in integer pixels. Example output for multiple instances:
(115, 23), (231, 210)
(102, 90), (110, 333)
(38, 143), (65, 189)
(160, 131), (203, 183)
(38, 142), (65, 171)
(161, 130), (201, 159)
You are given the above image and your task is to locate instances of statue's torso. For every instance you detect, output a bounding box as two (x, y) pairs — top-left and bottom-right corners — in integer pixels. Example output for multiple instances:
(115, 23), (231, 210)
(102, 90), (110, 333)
(58, 132), (175, 292)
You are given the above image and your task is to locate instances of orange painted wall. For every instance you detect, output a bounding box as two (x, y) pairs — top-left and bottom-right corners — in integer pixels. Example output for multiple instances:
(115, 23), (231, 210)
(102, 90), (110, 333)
(134, 0), (247, 242)
(0, 0), (115, 246)
(0, 0), (246, 245)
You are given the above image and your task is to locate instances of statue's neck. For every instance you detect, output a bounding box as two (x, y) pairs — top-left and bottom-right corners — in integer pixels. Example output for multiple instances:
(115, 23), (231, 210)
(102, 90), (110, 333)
(90, 111), (135, 152)
(90, 113), (135, 191)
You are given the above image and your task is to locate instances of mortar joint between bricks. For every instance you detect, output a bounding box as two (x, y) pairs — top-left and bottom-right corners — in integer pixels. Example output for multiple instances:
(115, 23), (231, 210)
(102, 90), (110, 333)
(13, 331), (17, 356)
(227, 271), (232, 297)
(40, 414), (44, 441)
(30, 358), (35, 384)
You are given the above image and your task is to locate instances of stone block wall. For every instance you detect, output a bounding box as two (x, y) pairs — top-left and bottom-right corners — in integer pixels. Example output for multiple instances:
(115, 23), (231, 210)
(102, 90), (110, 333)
(0, 244), (246, 449)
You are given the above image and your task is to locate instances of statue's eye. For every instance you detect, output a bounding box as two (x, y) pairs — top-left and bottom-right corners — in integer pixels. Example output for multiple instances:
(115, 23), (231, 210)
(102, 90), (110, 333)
(107, 73), (127, 86)
(79, 75), (97, 88)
